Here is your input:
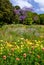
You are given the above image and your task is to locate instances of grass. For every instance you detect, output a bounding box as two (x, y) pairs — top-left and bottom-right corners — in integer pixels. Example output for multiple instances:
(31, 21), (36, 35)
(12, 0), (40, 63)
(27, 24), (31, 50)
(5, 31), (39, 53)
(0, 24), (44, 65)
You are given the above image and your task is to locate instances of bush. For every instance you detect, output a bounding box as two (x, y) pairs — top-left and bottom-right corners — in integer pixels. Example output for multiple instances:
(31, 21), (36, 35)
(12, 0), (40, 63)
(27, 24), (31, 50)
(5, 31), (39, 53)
(25, 17), (33, 25)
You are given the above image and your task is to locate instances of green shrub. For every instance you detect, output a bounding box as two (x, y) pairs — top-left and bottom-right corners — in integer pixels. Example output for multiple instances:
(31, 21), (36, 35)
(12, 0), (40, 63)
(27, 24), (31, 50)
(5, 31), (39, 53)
(25, 18), (33, 25)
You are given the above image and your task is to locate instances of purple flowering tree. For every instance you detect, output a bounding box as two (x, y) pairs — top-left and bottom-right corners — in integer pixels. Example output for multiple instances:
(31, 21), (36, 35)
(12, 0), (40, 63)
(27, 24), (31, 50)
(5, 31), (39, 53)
(19, 15), (26, 21)
(13, 6), (34, 24)
(13, 9), (20, 15)
(13, 8), (26, 24)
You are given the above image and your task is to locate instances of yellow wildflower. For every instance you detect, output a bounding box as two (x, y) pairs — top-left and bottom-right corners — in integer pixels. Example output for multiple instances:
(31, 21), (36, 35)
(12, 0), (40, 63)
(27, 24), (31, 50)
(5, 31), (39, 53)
(5, 41), (13, 47)
(0, 40), (3, 42)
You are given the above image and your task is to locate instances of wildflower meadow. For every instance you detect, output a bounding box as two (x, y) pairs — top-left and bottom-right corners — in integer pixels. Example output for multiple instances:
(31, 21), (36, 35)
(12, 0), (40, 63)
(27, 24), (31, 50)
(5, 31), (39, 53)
(0, 0), (44, 65)
(0, 24), (44, 65)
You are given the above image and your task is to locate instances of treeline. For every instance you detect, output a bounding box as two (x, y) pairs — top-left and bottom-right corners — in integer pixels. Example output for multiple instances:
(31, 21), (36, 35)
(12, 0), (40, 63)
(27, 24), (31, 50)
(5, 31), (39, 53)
(0, 0), (44, 26)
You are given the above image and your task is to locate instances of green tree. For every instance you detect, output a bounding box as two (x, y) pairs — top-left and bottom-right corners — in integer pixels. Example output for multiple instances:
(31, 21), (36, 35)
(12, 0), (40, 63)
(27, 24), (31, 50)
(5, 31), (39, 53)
(39, 14), (44, 24)
(0, 0), (13, 25)
(11, 5), (21, 24)
(25, 11), (33, 25)
(14, 6), (20, 10)
(32, 13), (40, 24)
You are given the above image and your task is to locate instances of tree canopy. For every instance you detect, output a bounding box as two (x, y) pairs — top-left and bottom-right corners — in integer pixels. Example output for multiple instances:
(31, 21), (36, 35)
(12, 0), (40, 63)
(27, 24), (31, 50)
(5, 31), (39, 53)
(0, 0), (13, 25)
(0, 0), (44, 26)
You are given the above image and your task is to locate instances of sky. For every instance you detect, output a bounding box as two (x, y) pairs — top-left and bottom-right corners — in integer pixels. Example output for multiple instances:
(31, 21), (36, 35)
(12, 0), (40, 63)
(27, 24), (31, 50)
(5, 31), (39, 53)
(10, 0), (44, 14)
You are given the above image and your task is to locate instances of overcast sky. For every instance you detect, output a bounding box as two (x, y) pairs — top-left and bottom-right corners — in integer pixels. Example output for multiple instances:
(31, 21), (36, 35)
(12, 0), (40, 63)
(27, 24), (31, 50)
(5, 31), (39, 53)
(10, 0), (44, 14)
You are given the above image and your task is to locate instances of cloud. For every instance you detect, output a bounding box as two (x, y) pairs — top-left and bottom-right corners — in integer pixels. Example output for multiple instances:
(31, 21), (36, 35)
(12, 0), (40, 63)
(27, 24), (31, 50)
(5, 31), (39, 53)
(10, 0), (44, 13)
(34, 0), (44, 5)
(10, 0), (33, 8)
(34, 0), (44, 11)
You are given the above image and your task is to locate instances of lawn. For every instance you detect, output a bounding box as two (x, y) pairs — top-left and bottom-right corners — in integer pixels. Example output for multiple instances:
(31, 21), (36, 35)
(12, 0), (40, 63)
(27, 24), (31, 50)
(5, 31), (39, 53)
(0, 24), (44, 65)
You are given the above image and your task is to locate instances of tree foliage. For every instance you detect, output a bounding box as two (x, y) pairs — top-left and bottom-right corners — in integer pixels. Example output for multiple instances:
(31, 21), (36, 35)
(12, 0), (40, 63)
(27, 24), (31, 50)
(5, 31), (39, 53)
(0, 0), (44, 26)
(0, 0), (13, 25)
(39, 14), (44, 24)
(32, 13), (40, 24)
